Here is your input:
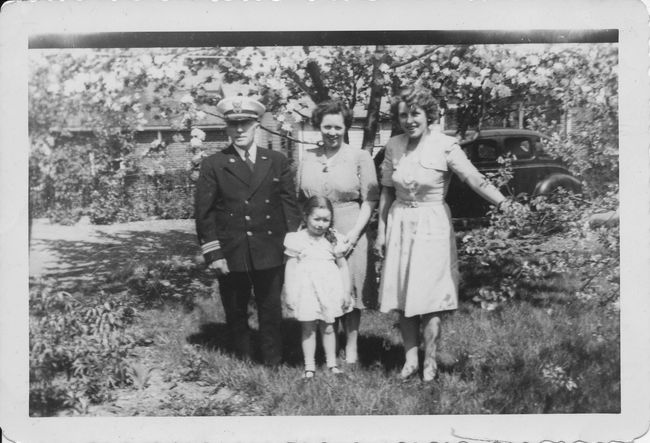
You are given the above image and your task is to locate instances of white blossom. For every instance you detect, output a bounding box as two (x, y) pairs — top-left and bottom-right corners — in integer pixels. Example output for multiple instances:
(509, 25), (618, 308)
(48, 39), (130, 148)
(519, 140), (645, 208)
(527, 54), (540, 66)
(149, 67), (165, 80)
(46, 82), (61, 94)
(191, 128), (206, 140)
(505, 68), (518, 79)
(102, 73), (122, 91)
(281, 122), (292, 132)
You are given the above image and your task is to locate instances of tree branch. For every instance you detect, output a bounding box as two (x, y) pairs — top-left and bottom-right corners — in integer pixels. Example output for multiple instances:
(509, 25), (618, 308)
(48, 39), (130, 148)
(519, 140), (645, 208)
(390, 46), (442, 69)
(361, 46), (387, 152)
(258, 125), (320, 146)
(304, 60), (329, 103)
(284, 69), (319, 103)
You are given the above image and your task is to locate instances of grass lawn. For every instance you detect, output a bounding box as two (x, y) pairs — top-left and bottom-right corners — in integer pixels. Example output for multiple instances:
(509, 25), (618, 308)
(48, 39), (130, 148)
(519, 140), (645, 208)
(28, 220), (620, 416)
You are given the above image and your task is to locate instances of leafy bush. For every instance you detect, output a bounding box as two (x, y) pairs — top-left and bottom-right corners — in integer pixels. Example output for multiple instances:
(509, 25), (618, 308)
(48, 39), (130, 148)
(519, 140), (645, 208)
(133, 172), (195, 220)
(104, 255), (207, 310)
(459, 186), (619, 310)
(29, 282), (138, 415)
(87, 171), (194, 224)
(34, 140), (97, 223)
(88, 174), (132, 224)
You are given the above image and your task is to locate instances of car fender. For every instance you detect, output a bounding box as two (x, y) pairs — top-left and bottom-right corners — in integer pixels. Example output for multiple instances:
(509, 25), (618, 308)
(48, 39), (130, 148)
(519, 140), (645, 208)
(534, 173), (582, 195)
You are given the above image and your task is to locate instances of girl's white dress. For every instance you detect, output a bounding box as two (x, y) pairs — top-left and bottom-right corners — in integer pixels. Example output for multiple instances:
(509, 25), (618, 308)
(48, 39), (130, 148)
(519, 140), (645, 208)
(284, 229), (349, 323)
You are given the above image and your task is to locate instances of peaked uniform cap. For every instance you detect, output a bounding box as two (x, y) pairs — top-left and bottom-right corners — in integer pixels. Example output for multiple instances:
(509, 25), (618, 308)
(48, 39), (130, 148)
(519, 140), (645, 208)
(217, 96), (266, 121)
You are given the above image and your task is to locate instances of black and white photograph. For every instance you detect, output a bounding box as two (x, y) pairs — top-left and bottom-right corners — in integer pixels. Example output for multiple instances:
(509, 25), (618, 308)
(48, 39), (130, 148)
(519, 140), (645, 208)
(1, 1), (649, 442)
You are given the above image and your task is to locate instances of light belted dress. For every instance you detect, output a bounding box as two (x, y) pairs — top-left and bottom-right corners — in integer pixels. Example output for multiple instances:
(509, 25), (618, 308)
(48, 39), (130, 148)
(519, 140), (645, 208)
(378, 131), (483, 317)
(298, 144), (380, 310)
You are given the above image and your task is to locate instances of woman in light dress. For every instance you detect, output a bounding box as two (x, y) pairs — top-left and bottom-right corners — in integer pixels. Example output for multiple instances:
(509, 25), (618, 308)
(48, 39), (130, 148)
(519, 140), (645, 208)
(375, 87), (510, 381)
(297, 100), (379, 364)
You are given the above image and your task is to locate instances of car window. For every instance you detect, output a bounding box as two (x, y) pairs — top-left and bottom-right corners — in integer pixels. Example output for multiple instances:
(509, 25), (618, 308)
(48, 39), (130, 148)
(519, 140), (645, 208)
(475, 139), (499, 161)
(504, 137), (534, 159)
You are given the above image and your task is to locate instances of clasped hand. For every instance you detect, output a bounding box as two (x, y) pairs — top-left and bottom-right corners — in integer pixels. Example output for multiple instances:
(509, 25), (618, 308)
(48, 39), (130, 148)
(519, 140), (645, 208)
(341, 233), (359, 256)
(373, 234), (385, 259)
(208, 258), (230, 276)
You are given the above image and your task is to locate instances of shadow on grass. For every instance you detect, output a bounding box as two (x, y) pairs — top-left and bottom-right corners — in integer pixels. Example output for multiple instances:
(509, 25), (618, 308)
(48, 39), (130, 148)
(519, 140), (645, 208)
(356, 335), (404, 373)
(185, 318), (306, 368)
(458, 258), (577, 307)
(32, 229), (199, 282)
(186, 317), (421, 375)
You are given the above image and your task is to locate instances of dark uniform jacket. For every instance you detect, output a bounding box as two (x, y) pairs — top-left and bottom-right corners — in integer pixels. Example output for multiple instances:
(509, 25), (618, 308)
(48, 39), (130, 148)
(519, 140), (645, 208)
(195, 145), (301, 272)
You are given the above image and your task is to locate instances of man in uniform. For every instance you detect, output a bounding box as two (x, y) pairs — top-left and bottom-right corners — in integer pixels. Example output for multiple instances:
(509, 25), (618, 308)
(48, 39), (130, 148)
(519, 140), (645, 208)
(195, 96), (301, 366)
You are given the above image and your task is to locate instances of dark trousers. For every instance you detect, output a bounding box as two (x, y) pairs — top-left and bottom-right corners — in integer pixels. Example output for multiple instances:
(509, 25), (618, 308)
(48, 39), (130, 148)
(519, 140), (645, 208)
(218, 265), (284, 366)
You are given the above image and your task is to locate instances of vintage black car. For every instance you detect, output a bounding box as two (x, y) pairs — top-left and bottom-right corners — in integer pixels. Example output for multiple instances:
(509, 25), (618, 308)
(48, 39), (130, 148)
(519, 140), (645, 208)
(445, 128), (581, 218)
(372, 128), (582, 219)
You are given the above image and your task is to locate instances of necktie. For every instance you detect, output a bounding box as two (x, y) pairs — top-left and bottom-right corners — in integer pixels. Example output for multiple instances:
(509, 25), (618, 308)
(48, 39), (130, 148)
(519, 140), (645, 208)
(244, 150), (254, 171)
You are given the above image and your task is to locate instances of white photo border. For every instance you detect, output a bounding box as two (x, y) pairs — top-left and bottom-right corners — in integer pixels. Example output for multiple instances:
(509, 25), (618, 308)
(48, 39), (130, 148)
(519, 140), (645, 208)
(1, 1), (648, 442)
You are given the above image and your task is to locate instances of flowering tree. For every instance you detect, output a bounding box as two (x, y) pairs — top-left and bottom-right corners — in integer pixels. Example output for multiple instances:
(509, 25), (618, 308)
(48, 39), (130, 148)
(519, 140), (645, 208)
(29, 43), (617, 221)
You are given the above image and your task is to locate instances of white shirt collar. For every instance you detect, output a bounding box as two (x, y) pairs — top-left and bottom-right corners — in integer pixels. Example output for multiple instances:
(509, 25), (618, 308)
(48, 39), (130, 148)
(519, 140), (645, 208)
(233, 144), (257, 164)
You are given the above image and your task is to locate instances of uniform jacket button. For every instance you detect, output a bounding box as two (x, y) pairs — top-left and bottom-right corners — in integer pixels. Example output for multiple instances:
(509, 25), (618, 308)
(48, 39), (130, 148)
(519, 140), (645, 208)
(267, 230), (272, 235)
(265, 215), (271, 219)
(246, 231), (253, 236)
(265, 199), (270, 203)
(245, 215), (251, 221)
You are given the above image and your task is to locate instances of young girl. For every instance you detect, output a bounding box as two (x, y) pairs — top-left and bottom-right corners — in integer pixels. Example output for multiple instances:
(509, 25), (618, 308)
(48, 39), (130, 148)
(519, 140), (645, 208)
(284, 196), (352, 379)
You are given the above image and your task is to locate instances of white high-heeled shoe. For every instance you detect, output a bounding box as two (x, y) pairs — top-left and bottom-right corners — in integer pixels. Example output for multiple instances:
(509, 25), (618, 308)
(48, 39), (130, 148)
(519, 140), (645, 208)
(399, 362), (419, 379)
(422, 361), (437, 382)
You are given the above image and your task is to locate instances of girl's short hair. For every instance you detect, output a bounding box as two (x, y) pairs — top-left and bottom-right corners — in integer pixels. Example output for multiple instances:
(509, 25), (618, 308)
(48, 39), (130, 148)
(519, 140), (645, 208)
(390, 86), (440, 125)
(311, 100), (353, 130)
(302, 195), (337, 245)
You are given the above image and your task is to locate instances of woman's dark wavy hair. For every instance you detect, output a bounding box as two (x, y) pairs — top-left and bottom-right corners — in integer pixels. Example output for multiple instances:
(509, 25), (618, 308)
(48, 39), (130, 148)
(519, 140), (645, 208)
(302, 195), (337, 245)
(390, 86), (440, 125)
(311, 100), (353, 130)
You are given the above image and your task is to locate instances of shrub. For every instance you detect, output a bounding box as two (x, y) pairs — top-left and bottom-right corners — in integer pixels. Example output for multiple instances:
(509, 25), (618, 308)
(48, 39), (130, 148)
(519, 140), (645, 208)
(121, 255), (205, 310)
(87, 171), (194, 224)
(29, 283), (138, 415)
(460, 185), (619, 310)
(88, 174), (132, 224)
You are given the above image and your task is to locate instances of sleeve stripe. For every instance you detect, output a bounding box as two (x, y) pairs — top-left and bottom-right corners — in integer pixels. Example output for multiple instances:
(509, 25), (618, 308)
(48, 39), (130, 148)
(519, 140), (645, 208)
(201, 240), (221, 255)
